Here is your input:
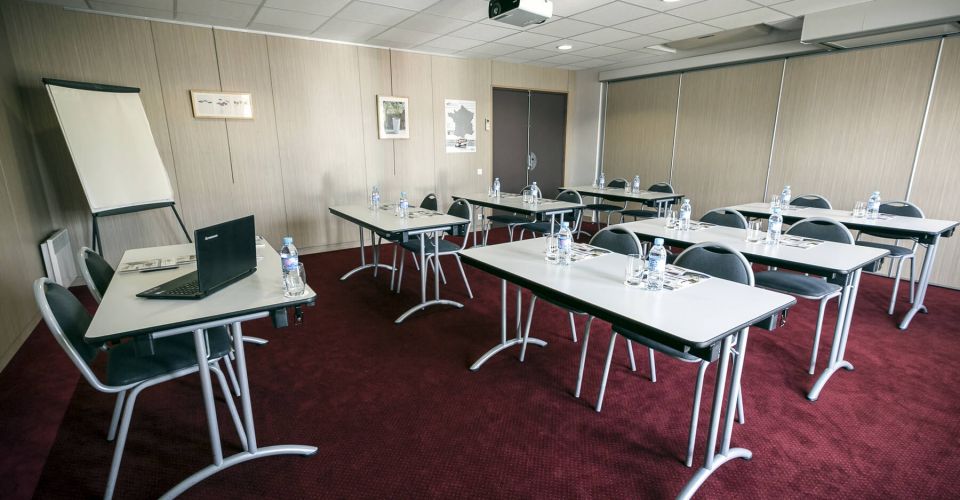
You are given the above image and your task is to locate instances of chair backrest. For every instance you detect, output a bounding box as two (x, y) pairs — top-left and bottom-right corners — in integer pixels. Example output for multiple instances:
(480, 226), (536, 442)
(880, 200), (924, 218)
(700, 208), (748, 229)
(78, 246), (114, 303)
(447, 199), (473, 248)
(589, 227), (643, 256)
(556, 189), (583, 228)
(648, 182), (674, 193)
(787, 217), (854, 244)
(675, 242), (754, 286)
(420, 193), (439, 212)
(608, 178), (627, 189)
(791, 194), (832, 209)
(34, 278), (107, 391)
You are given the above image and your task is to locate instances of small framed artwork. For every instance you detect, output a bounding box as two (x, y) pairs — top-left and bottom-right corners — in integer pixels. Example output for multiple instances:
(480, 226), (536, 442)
(190, 90), (253, 119)
(444, 98), (476, 153)
(377, 95), (409, 139)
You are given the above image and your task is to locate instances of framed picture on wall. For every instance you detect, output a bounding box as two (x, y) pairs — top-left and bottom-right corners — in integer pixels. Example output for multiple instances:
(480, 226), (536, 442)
(377, 95), (409, 139)
(190, 90), (253, 119)
(444, 99), (476, 153)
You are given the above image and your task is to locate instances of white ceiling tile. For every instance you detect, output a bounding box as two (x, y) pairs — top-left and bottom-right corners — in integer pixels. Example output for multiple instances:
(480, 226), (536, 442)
(454, 22), (519, 41)
(336, 1), (416, 25)
(29, 0), (88, 7)
(419, 34), (486, 50)
(575, 57), (619, 68)
(570, 27), (638, 44)
(508, 47), (556, 61)
(366, 37), (416, 49)
(425, 0), (489, 21)
(607, 34), (667, 50)
(571, 2), (656, 25)
(705, 7), (791, 29)
(248, 22), (315, 36)
(651, 22), (720, 41)
(497, 31), (560, 47)
(620, 0), (705, 12)
(88, 0), (174, 18)
(178, 0), (258, 22)
(770, 0), (872, 16)
(539, 53), (590, 65)
(494, 55), (528, 63)
(364, 0), (438, 10)
(396, 13), (470, 35)
(375, 27), (440, 44)
(263, 0), (350, 16)
(254, 8), (329, 31)
(462, 42), (524, 56)
(668, 0), (758, 22)
(749, 0), (791, 4)
(616, 13), (689, 34)
(552, 0), (612, 17)
(528, 18), (602, 38)
(175, 12), (249, 28)
(570, 44), (628, 58)
(313, 18), (389, 40)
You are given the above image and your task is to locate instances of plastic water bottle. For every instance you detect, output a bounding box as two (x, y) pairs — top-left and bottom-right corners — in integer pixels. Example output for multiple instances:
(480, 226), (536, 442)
(371, 185), (380, 209)
(632, 175), (641, 193)
(557, 222), (573, 266)
(279, 236), (298, 287)
(598, 171), (605, 189)
(866, 191), (881, 220)
(531, 181), (540, 200)
(645, 238), (666, 291)
(493, 177), (501, 197)
(767, 205), (783, 245)
(678, 198), (692, 231)
(398, 192), (409, 218)
(781, 185), (792, 207)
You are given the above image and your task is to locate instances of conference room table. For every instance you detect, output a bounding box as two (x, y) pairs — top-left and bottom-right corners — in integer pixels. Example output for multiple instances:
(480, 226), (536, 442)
(728, 202), (959, 330)
(458, 237), (795, 499)
(452, 192), (584, 246)
(614, 218), (888, 401)
(85, 242), (317, 499)
(329, 204), (470, 323)
(562, 185), (685, 220)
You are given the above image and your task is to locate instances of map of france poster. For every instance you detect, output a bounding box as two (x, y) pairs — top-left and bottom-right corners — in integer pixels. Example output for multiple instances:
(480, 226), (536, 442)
(444, 99), (476, 153)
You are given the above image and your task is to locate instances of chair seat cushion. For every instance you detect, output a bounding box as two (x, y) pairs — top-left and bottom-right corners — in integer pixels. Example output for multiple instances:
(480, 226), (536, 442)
(400, 237), (460, 254)
(487, 214), (529, 225)
(856, 241), (914, 257)
(755, 271), (841, 299)
(106, 326), (231, 386)
(519, 221), (563, 235)
(619, 208), (658, 218)
(613, 326), (699, 362)
(584, 203), (622, 212)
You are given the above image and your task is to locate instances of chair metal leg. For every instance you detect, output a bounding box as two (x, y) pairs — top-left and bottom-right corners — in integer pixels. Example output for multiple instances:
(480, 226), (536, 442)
(453, 254), (473, 299)
(575, 316), (594, 398)
(390, 244), (398, 291)
(596, 331), (619, 412)
(736, 388), (745, 425)
(518, 229), (526, 241)
(909, 254), (916, 304)
(107, 391), (126, 442)
(396, 250), (405, 294)
(626, 339), (636, 371)
(223, 356), (242, 397)
(648, 348), (657, 383)
(686, 361), (710, 468)
(568, 311), (578, 343)
(436, 258), (447, 285)
(888, 256), (906, 315)
(520, 296), (538, 362)
(810, 297), (829, 375)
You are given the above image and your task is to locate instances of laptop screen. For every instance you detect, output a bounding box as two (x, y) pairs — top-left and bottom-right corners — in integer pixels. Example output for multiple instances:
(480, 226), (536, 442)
(195, 215), (257, 291)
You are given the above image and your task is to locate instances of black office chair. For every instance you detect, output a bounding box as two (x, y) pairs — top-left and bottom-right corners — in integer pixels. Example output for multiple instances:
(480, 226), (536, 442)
(419, 193), (439, 211)
(791, 194), (832, 209)
(584, 178), (627, 226)
(618, 182), (675, 221)
(700, 208), (748, 229)
(755, 217), (852, 374)
(517, 189), (586, 239)
(595, 242), (751, 467)
(855, 201), (923, 315)
(78, 246), (114, 303)
(485, 183), (541, 244)
(385, 193), (439, 290)
(396, 199), (474, 299)
(34, 278), (245, 500)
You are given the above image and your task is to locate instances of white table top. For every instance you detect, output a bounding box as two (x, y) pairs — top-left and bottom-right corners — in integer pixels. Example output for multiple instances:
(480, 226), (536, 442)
(329, 204), (470, 236)
(86, 243), (316, 342)
(453, 192), (584, 215)
(728, 202), (958, 237)
(615, 218), (887, 276)
(459, 237), (794, 352)
(563, 185), (683, 203)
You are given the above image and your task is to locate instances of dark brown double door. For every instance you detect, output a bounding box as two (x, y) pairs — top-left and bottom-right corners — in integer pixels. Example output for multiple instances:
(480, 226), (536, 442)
(492, 88), (567, 198)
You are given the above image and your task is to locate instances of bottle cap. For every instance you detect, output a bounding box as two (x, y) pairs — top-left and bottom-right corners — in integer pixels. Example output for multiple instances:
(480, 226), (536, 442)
(562, 221), (569, 227)
(282, 236), (293, 245)
(654, 238), (664, 245)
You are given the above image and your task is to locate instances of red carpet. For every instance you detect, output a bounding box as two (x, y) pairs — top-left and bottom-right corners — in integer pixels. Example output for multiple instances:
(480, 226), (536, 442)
(2, 227), (959, 499)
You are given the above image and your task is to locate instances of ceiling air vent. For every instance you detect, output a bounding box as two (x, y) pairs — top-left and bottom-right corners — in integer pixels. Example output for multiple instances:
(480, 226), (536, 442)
(665, 25), (773, 51)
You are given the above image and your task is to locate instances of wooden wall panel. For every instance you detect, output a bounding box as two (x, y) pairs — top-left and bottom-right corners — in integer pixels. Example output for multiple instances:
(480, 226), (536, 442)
(390, 51), (436, 204)
(268, 37), (366, 250)
(768, 41), (939, 210)
(213, 29), (288, 246)
(672, 61), (783, 218)
(357, 47), (396, 198)
(910, 37), (960, 288)
(601, 74), (679, 187)
(493, 61), (570, 92)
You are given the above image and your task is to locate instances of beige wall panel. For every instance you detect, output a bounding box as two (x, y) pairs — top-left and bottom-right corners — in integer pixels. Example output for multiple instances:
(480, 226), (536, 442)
(390, 51), (436, 203)
(492, 61), (569, 92)
(213, 29), (288, 246)
(431, 55), (492, 212)
(768, 41), (938, 210)
(911, 37), (960, 288)
(673, 61), (783, 218)
(601, 74), (679, 187)
(268, 37), (366, 249)
(357, 47), (396, 197)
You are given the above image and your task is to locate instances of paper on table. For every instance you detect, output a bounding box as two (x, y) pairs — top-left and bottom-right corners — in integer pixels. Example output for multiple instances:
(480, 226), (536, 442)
(118, 254), (195, 273)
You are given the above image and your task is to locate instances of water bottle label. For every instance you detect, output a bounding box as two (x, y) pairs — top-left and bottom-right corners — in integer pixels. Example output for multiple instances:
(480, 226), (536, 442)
(282, 256), (298, 271)
(559, 235), (571, 251)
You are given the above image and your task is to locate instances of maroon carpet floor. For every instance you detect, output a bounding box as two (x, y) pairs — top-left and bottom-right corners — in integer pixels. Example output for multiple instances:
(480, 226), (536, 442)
(1, 227), (959, 499)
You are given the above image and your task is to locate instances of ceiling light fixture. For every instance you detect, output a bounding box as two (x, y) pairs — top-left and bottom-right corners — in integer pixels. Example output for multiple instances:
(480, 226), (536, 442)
(557, 44), (573, 50)
(646, 44), (677, 53)
(661, 0), (683, 3)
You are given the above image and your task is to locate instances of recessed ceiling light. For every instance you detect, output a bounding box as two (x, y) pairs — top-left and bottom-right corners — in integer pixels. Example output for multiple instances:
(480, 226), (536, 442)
(646, 44), (677, 53)
(557, 44), (573, 50)
(662, 0), (683, 3)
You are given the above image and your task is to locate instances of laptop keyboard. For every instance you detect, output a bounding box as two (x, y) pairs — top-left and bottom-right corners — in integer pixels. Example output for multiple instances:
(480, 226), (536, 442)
(164, 279), (200, 296)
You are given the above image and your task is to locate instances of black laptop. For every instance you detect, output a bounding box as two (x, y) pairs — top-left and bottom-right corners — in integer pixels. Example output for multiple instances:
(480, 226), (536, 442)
(138, 215), (257, 300)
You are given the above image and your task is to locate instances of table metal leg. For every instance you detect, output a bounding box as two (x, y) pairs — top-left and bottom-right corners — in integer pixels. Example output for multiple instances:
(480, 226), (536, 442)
(340, 226), (394, 281)
(395, 231), (464, 323)
(470, 280), (547, 371)
(808, 270), (860, 401)
(899, 236), (938, 329)
(160, 322), (317, 500)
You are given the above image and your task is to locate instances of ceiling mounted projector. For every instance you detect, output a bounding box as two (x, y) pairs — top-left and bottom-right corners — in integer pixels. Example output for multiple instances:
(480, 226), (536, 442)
(489, 0), (553, 27)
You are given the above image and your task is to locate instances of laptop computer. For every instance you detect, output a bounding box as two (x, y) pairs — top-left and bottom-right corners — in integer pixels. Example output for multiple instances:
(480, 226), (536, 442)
(137, 215), (257, 300)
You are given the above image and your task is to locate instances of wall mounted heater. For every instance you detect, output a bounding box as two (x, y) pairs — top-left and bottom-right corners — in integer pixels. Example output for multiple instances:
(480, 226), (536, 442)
(41, 229), (78, 287)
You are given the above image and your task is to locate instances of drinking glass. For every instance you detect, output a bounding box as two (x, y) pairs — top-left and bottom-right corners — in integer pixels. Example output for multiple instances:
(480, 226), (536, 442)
(624, 254), (644, 286)
(745, 221), (763, 243)
(544, 234), (559, 262)
(852, 201), (866, 218)
(522, 189), (532, 204)
(665, 210), (678, 229)
(255, 235), (266, 261)
(283, 263), (307, 297)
